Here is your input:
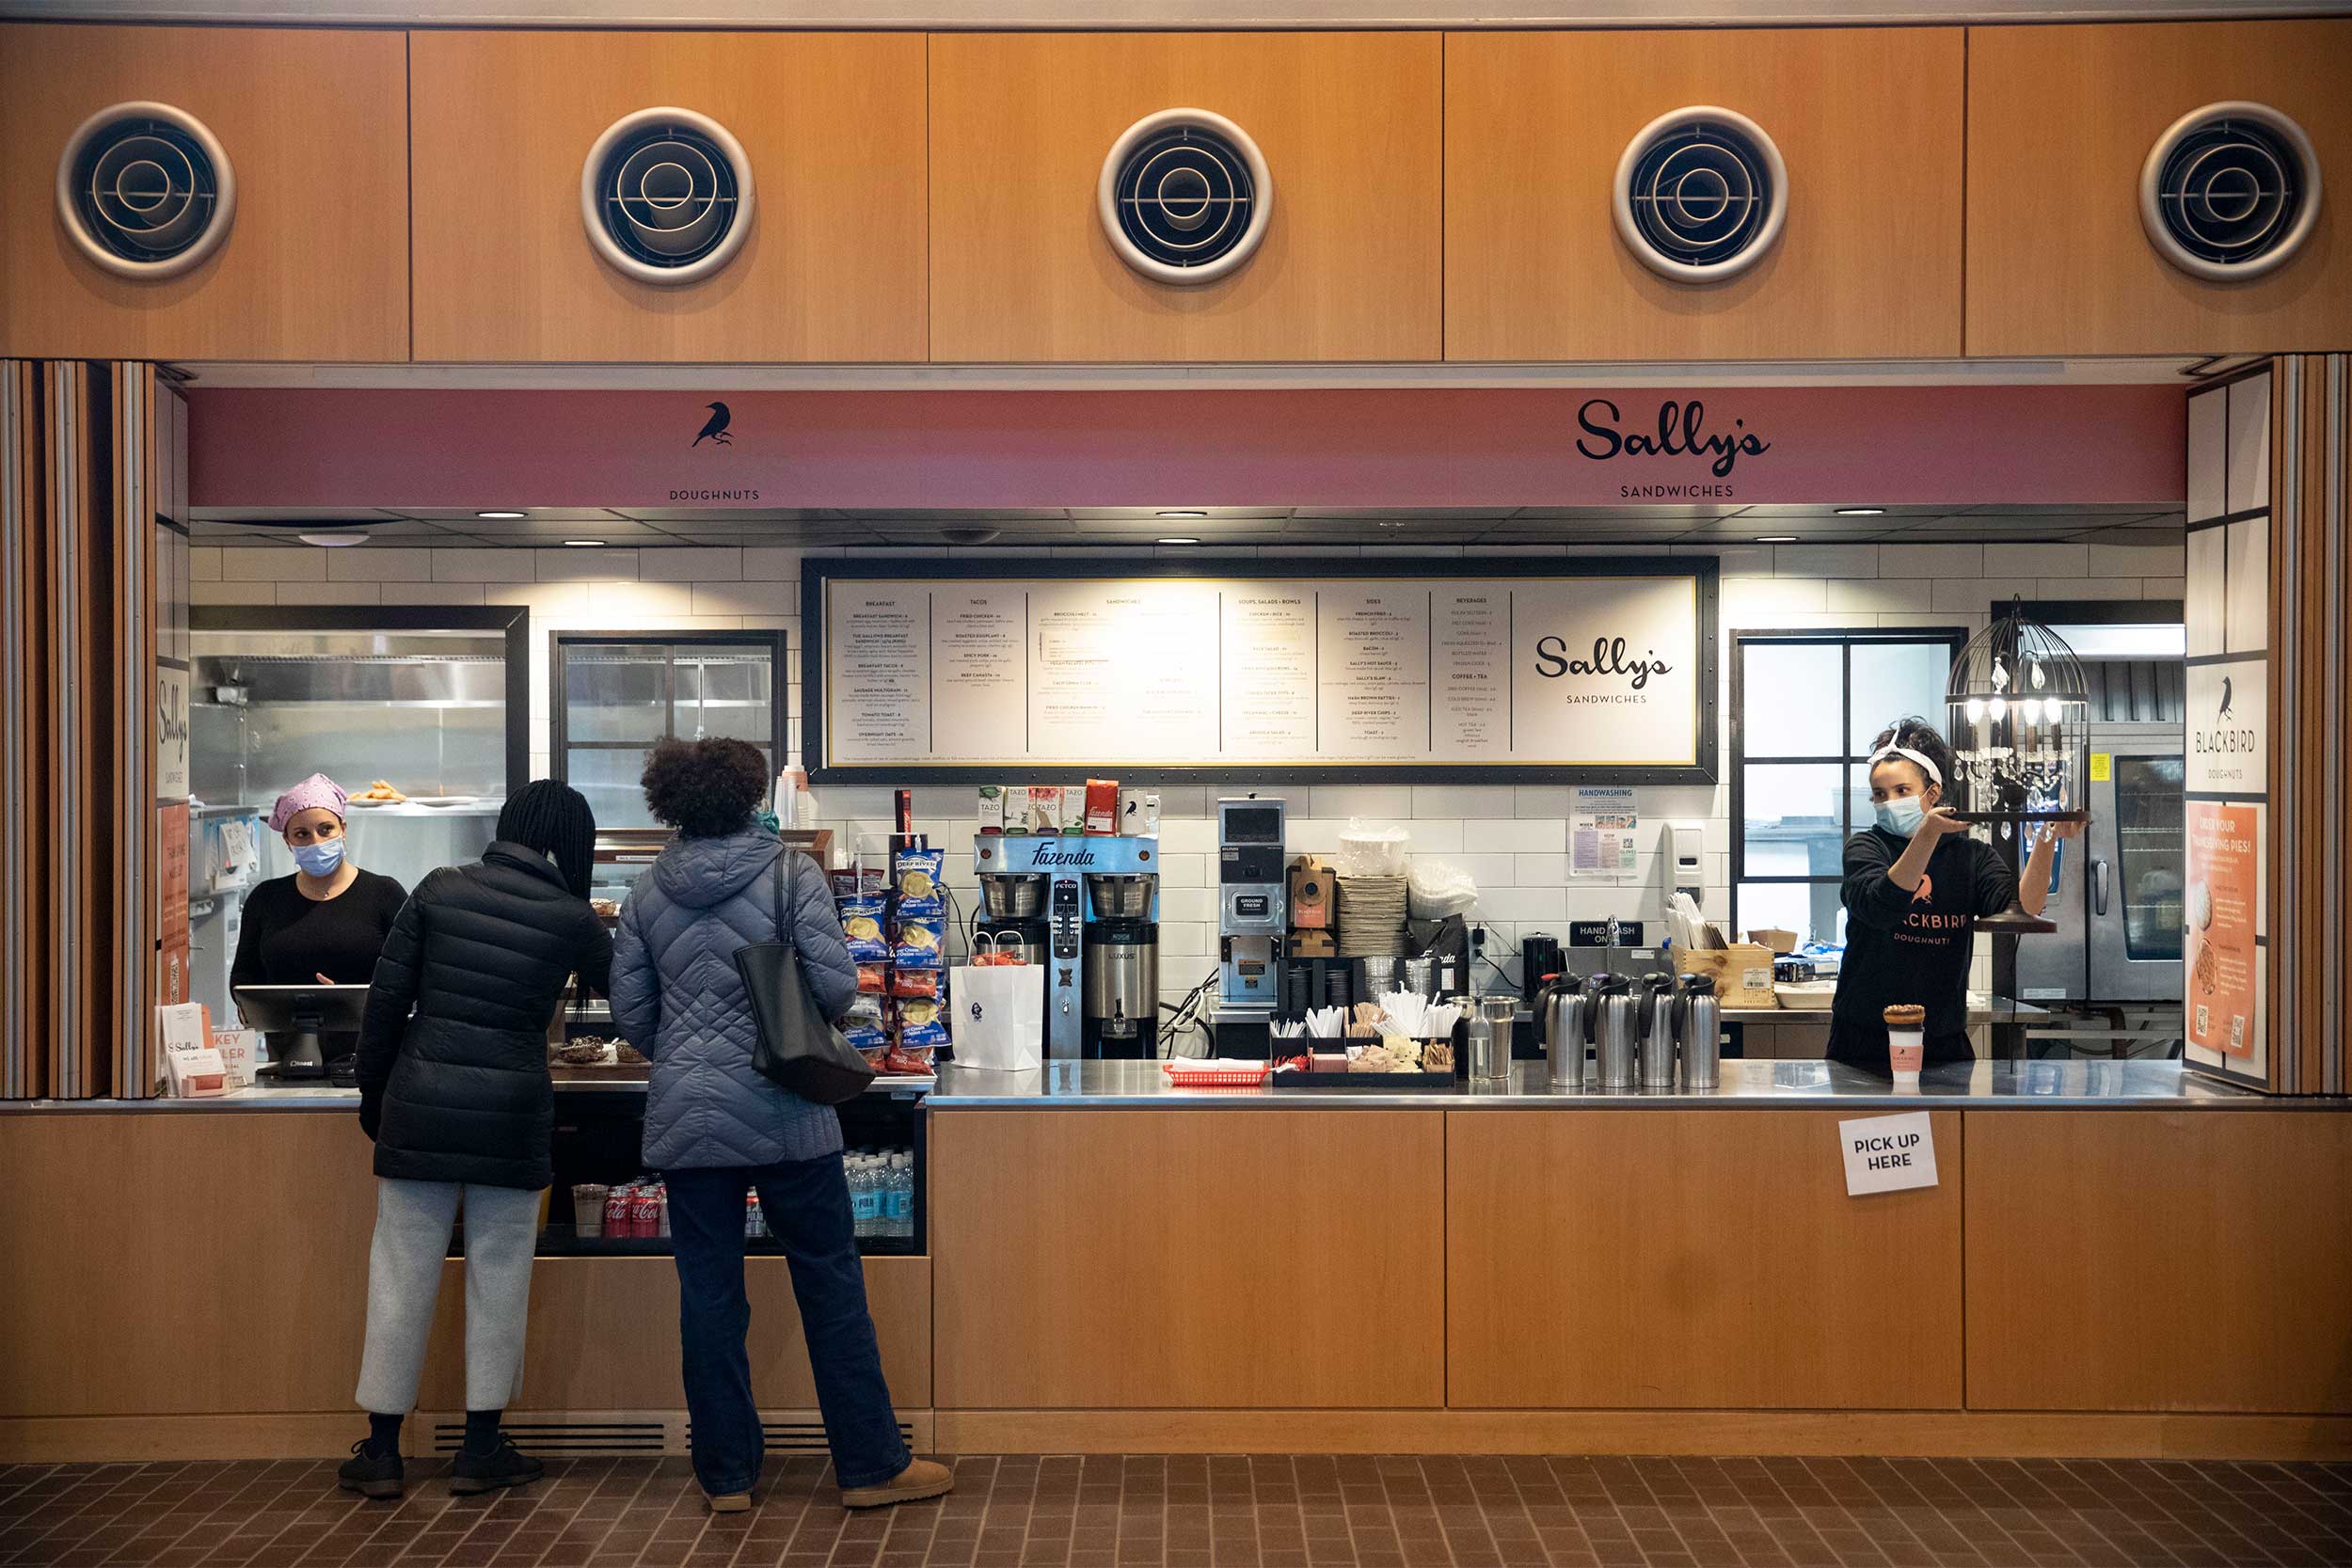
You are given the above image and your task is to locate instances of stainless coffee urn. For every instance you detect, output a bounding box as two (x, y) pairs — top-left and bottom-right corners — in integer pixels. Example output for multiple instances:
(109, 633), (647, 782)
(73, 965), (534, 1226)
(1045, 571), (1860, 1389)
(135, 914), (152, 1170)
(1588, 973), (1639, 1090)
(1082, 873), (1160, 1058)
(1638, 972), (1678, 1091)
(1674, 974), (1722, 1089)
(1540, 974), (1589, 1091)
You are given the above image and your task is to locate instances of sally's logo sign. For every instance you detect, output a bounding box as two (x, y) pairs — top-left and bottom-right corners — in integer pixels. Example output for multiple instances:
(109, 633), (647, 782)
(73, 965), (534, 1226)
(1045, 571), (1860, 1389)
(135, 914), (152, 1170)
(1576, 398), (1772, 481)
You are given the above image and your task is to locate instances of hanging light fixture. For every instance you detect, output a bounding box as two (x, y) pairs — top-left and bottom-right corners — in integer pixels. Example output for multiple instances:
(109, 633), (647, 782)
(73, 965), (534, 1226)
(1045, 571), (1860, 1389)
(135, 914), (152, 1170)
(1944, 596), (2090, 934)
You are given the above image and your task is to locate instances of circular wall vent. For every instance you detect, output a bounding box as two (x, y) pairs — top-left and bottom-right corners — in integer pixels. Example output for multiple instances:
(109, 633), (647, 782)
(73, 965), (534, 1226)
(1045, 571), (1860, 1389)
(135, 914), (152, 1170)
(55, 102), (235, 279)
(2140, 102), (2322, 282)
(580, 107), (754, 285)
(1097, 108), (1272, 286)
(1613, 106), (1788, 283)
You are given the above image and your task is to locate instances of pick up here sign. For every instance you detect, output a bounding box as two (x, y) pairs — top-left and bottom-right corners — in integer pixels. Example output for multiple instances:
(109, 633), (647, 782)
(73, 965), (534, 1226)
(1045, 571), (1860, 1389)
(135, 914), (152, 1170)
(1839, 1112), (1939, 1196)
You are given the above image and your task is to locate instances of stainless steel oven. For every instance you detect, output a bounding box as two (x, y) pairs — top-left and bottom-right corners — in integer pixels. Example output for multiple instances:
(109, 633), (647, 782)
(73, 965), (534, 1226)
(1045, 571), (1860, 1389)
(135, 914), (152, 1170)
(2016, 720), (2185, 1005)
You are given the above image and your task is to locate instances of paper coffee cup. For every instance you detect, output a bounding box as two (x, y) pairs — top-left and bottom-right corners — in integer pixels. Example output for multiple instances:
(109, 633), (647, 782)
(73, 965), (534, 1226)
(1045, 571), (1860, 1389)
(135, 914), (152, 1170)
(1883, 1005), (1927, 1085)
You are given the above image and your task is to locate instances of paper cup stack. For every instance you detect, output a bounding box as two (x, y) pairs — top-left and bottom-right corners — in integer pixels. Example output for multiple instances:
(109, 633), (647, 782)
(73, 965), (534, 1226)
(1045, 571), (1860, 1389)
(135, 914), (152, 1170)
(1334, 874), (1409, 958)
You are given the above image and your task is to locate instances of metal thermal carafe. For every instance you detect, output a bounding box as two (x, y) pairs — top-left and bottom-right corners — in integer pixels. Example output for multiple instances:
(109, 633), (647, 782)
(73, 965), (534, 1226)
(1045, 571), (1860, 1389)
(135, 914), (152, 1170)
(973, 831), (1157, 1061)
(1539, 974), (1588, 1091)
(1216, 798), (1286, 1015)
(1638, 972), (1678, 1091)
(1588, 972), (1639, 1091)
(1082, 874), (1159, 1058)
(1675, 974), (1722, 1089)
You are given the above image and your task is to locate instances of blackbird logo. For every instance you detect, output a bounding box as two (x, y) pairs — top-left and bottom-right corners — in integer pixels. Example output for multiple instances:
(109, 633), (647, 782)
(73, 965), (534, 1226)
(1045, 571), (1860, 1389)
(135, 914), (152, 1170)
(966, 1001), (984, 1022)
(1912, 874), (1935, 906)
(2217, 676), (2233, 721)
(691, 401), (733, 447)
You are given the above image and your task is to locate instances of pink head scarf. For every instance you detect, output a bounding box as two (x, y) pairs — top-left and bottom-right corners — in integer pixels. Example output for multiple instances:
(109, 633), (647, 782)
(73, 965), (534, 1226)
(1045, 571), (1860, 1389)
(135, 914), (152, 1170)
(268, 772), (348, 832)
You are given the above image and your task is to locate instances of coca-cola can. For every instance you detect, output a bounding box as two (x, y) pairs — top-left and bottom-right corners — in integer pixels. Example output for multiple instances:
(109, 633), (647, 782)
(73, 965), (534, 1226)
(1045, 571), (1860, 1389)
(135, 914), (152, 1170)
(603, 1184), (632, 1238)
(629, 1187), (660, 1240)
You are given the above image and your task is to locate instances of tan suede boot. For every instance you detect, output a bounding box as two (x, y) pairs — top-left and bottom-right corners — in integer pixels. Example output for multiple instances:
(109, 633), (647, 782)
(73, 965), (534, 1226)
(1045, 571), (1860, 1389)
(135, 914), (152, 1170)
(841, 1459), (955, 1509)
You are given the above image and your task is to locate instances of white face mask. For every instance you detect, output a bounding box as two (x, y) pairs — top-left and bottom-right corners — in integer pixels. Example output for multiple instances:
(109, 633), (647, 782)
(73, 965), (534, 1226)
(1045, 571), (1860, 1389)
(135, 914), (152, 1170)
(1874, 798), (1926, 837)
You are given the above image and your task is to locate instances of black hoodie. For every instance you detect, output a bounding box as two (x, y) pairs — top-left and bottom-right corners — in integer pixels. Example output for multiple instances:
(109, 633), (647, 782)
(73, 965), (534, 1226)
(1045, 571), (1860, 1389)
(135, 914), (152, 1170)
(1828, 825), (2018, 1073)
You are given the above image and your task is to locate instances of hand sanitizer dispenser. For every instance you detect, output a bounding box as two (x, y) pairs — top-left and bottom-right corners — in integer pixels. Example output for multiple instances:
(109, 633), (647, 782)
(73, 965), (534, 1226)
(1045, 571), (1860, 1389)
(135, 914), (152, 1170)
(1667, 822), (1705, 899)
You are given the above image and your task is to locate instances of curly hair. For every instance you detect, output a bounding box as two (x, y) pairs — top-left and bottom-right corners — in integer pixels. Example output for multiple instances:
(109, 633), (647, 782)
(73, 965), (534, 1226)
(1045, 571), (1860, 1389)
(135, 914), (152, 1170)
(641, 736), (771, 839)
(1867, 716), (1955, 800)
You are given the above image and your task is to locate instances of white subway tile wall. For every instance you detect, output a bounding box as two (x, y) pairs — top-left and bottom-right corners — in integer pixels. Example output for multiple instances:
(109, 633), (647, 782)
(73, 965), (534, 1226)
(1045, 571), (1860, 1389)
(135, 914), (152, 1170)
(192, 539), (2186, 1013)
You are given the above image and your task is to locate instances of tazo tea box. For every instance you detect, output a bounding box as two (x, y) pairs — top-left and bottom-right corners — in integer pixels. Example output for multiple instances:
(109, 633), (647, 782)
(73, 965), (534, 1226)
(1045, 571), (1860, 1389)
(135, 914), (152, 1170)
(977, 785), (1006, 836)
(1084, 779), (1121, 835)
(1022, 785), (1063, 836)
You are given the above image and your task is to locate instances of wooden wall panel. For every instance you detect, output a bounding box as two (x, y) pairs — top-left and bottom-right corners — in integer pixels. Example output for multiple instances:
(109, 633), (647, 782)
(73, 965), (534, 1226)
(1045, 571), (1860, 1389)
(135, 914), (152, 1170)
(930, 1111), (1445, 1408)
(1966, 1111), (2352, 1411)
(409, 32), (927, 364)
(0, 1113), (377, 1418)
(0, 25), (408, 362)
(1967, 22), (2352, 356)
(1448, 1110), (1963, 1410)
(1444, 28), (1963, 362)
(928, 32), (1441, 364)
(415, 1256), (931, 1413)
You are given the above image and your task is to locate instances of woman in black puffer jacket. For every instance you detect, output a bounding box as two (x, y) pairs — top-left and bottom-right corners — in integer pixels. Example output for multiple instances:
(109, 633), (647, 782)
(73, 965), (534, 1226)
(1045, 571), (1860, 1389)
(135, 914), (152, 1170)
(338, 781), (612, 1503)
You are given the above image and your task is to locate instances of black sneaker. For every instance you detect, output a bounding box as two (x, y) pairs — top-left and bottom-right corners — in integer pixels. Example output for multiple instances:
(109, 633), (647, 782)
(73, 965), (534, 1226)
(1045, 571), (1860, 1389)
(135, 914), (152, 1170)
(449, 1434), (544, 1497)
(338, 1439), (405, 1499)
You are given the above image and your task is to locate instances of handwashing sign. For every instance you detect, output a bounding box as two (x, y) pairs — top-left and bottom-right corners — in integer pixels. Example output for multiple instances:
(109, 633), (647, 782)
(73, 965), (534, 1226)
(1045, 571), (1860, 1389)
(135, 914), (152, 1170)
(1838, 1112), (1938, 1196)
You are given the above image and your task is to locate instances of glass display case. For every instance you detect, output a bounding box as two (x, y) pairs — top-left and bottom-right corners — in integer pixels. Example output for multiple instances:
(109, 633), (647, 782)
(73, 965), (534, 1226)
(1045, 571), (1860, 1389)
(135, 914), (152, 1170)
(555, 633), (787, 831)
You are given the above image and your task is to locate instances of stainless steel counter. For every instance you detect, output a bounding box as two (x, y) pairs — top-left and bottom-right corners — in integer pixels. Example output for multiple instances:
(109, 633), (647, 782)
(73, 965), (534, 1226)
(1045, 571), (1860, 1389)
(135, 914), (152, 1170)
(0, 1070), (935, 1114)
(925, 1057), (2300, 1111)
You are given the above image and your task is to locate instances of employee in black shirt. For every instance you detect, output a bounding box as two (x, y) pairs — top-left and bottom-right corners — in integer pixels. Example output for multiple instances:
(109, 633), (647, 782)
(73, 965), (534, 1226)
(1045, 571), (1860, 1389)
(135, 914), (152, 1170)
(1827, 719), (2079, 1075)
(231, 772), (408, 996)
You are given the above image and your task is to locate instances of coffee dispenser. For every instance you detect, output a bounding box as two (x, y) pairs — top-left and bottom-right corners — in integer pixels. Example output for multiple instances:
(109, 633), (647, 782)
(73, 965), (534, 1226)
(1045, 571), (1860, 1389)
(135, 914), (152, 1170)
(1674, 974), (1723, 1089)
(1638, 973), (1678, 1091)
(1539, 974), (1588, 1091)
(1588, 972), (1639, 1091)
(973, 832), (1158, 1060)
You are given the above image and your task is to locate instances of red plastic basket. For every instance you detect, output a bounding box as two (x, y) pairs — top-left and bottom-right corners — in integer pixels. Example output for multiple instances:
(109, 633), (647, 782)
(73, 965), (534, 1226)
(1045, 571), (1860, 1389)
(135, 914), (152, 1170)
(1161, 1061), (1270, 1088)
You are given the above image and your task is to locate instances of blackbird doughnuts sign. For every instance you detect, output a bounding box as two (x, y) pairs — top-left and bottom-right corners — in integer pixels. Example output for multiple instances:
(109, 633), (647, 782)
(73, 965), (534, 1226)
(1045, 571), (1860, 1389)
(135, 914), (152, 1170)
(806, 558), (1716, 784)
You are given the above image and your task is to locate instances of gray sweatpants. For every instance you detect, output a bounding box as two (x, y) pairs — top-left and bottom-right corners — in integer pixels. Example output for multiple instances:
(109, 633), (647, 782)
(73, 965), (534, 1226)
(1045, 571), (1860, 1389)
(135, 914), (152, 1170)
(355, 1178), (542, 1415)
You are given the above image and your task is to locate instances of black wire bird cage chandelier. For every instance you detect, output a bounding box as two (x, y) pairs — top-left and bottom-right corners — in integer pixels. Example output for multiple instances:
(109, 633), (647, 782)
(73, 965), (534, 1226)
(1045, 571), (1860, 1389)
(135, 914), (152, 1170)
(1945, 597), (2090, 934)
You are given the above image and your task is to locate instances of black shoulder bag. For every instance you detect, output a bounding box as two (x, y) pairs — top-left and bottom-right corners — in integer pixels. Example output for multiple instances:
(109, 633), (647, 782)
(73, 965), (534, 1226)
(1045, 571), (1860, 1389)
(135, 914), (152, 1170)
(733, 853), (877, 1105)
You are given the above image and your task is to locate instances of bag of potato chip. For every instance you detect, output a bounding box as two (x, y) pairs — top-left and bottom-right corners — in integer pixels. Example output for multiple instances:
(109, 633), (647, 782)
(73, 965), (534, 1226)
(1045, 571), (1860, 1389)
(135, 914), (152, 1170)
(838, 895), (890, 961)
(892, 916), (945, 970)
(892, 847), (946, 917)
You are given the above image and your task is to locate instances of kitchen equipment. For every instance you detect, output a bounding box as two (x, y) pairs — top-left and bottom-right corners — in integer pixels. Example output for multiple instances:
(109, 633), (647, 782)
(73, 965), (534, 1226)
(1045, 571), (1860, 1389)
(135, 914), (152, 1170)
(1519, 933), (1564, 1009)
(1473, 994), (1518, 1081)
(1638, 972), (1678, 1091)
(1540, 974), (1589, 1091)
(1675, 974), (1722, 1089)
(978, 873), (1046, 920)
(1216, 798), (1287, 1015)
(1588, 973), (1638, 1091)
(974, 831), (1159, 1060)
(1288, 855), (1333, 928)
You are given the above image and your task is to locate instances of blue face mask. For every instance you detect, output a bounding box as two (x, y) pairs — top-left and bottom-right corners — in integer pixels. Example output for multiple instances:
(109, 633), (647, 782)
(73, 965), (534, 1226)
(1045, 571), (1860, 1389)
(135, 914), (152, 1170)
(291, 838), (345, 878)
(1874, 798), (1926, 837)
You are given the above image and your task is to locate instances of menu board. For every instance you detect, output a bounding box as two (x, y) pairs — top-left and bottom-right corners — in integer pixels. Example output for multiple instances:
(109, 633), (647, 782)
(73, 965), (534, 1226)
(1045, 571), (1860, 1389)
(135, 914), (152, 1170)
(808, 563), (1715, 781)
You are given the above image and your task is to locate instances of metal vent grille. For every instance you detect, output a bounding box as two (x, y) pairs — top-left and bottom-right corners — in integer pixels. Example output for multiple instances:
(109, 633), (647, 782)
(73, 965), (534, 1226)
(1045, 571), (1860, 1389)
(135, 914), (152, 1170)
(580, 107), (754, 286)
(1613, 106), (1788, 283)
(56, 102), (235, 279)
(431, 1419), (667, 1456)
(1098, 108), (1272, 286)
(687, 1419), (918, 1454)
(2141, 102), (2322, 282)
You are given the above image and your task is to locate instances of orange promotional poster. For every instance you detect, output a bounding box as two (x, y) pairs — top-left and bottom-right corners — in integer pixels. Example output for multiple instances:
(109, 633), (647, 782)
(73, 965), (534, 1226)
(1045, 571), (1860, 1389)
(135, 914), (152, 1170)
(2185, 800), (2260, 1060)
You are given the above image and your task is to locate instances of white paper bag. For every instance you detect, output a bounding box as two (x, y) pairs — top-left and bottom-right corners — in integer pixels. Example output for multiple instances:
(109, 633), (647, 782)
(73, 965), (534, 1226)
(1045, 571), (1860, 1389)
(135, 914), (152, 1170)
(948, 962), (1044, 1072)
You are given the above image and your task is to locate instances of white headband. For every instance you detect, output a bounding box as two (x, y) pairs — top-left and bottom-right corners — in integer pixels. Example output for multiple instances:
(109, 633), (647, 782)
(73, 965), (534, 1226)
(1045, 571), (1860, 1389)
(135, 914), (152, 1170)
(1867, 742), (1943, 787)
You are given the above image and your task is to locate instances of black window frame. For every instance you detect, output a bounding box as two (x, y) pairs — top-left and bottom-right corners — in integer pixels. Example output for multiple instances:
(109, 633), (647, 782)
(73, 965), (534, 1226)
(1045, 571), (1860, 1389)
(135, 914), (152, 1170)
(1729, 625), (1967, 938)
(550, 629), (791, 804)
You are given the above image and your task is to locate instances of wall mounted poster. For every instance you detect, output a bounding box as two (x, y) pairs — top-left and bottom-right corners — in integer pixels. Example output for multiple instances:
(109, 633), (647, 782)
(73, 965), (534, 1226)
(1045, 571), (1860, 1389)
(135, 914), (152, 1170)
(2185, 800), (2263, 1066)
(805, 561), (1717, 783)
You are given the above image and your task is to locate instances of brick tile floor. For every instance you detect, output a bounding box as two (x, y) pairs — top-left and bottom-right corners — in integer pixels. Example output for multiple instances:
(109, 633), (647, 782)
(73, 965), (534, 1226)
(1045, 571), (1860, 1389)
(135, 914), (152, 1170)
(2, 1455), (2348, 1568)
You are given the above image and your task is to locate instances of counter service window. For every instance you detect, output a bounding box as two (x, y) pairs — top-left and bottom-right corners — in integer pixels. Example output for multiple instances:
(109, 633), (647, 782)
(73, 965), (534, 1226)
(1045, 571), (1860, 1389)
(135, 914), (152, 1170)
(553, 633), (787, 831)
(1731, 627), (1967, 944)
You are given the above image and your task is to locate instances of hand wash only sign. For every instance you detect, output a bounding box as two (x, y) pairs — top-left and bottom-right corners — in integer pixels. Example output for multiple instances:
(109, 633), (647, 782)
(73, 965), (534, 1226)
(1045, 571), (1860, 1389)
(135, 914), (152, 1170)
(1839, 1112), (1939, 1196)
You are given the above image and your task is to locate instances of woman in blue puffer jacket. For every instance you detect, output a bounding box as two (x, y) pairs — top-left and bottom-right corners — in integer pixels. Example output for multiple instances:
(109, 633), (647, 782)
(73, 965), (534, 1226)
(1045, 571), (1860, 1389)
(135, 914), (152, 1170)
(612, 737), (952, 1515)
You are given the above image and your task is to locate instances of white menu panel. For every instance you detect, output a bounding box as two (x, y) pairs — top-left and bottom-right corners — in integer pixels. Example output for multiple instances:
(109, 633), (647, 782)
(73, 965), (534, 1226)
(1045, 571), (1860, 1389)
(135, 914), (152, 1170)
(820, 572), (1706, 772)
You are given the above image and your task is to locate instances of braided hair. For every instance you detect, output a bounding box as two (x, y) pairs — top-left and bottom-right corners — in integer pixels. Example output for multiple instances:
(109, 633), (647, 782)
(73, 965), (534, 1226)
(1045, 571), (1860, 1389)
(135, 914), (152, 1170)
(497, 779), (598, 900)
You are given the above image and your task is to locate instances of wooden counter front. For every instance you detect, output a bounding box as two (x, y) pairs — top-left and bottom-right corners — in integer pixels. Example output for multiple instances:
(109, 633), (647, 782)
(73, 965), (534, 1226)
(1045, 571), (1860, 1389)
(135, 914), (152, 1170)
(930, 1110), (1445, 1409)
(1446, 1110), (1964, 1410)
(1965, 1111), (2352, 1413)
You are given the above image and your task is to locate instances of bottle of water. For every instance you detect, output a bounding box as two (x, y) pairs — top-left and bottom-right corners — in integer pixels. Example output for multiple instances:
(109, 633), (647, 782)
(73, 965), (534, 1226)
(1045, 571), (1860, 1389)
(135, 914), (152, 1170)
(850, 1156), (880, 1241)
(887, 1152), (914, 1240)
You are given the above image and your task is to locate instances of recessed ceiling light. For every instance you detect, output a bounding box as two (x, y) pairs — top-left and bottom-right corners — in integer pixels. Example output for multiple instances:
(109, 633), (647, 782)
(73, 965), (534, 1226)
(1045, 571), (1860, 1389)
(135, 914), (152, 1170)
(1834, 507), (1886, 516)
(297, 531), (366, 547)
(1155, 510), (1209, 519)
(1157, 537), (1202, 546)
(563, 539), (605, 548)
(1754, 535), (1800, 544)
(477, 510), (528, 520)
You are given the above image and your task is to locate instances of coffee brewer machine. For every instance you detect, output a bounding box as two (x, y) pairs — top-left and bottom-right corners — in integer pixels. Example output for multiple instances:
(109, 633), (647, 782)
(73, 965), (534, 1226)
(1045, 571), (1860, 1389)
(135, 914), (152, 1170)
(973, 832), (1159, 1060)
(1216, 798), (1286, 1016)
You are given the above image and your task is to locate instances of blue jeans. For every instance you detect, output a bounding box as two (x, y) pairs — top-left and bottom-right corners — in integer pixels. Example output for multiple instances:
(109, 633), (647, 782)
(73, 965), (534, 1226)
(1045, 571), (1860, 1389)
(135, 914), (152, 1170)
(664, 1158), (911, 1496)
